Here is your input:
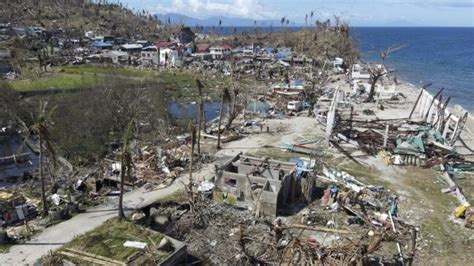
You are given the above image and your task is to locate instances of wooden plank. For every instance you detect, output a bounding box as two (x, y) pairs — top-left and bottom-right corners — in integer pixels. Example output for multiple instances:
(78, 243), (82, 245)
(59, 251), (110, 265)
(409, 87), (424, 119)
(440, 164), (470, 207)
(65, 248), (126, 265)
(287, 224), (355, 234)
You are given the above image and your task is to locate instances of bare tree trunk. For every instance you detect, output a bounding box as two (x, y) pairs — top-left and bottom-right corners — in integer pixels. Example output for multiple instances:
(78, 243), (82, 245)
(196, 80), (204, 155)
(118, 156), (125, 220)
(189, 126), (196, 189)
(217, 88), (225, 149)
(367, 74), (382, 102)
(225, 88), (238, 130)
(39, 136), (48, 217)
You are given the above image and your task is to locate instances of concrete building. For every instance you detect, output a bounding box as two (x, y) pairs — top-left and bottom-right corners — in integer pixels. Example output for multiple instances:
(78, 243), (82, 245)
(140, 46), (159, 65)
(159, 48), (182, 67)
(210, 45), (231, 60)
(214, 154), (309, 217)
(103, 50), (129, 64)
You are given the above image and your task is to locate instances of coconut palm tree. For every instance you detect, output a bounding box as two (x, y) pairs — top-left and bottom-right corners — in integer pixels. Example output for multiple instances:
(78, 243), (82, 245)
(118, 120), (133, 220)
(17, 101), (57, 217)
(219, 20), (222, 36)
(280, 17), (286, 32)
(195, 79), (205, 155)
(379, 44), (405, 66)
(217, 87), (229, 150)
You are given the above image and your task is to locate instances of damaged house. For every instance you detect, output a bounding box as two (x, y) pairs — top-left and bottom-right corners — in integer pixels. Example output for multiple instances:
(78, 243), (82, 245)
(0, 130), (39, 183)
(214, 154), (314, 217)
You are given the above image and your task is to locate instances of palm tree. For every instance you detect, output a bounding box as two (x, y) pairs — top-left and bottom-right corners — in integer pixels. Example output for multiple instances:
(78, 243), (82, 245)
(366, 44), (405, 102)
(118, 120), (133, 220)
(217, 87), (228, 149)
(219, 20), (222, 36)
(195, 79), (205, 154)
(379, 44), (405, 66)
(18, 101), (57, 217)
(280, 17), (285, 32)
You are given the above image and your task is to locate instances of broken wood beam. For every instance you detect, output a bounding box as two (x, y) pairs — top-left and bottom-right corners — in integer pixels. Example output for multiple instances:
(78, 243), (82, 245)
(286, 224), (355, 234)
(409, 88), (424, 119)
(329, 140), (362, 166)
(423, 88), (444, 121)
(64, 248), (126, 265)
(440, 164), (470, 207)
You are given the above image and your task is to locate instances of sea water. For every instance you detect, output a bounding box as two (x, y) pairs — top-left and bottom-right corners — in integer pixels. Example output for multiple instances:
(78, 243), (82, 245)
(352, 27), (474, 112)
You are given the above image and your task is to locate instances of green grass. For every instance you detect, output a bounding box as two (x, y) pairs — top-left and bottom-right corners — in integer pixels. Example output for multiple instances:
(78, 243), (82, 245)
(8, 73), (104, 91)
(158, 71), (194, 86)
(336, 161), (381, 180)
(0, 244), (12, 253)
(248, 147), (301, 161)
(8, 66), (196, 93)
(63, 219), (165, 262)
(62, 65), (159, 78)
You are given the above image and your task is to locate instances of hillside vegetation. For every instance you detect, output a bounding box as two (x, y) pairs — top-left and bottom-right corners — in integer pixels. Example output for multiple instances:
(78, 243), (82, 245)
(0, 0), (159, 39)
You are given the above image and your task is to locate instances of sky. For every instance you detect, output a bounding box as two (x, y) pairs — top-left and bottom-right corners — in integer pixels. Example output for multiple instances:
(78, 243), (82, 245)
(120, 0), (474, 27)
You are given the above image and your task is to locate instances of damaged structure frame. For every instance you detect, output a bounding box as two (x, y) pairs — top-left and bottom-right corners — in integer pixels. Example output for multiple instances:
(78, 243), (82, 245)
(214, 154), (312, 217)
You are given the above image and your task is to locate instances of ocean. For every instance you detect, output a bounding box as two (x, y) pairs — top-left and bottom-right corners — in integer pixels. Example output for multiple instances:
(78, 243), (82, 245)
(205, 26), (474, 112)
(351, 27), (474, 112)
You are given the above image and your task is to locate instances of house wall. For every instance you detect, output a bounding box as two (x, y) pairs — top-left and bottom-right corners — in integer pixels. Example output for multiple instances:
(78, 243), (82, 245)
(160, 49), (181, 67)
(141, 51), (159, 65)
(214, 153), (301, 216)
(0, 133), (39, 181)
(159, 236), (188, 266)
(216, 171), (287, 217)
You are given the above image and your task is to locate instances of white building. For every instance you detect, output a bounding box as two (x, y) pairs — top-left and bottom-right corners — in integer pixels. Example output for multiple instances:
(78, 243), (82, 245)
(103, 50), (129, 64)
(159, 48), (181, 67)
(85, 31), (95, 39)
(210, 45), (231, 60)
(140, 46), (159, 65)
(351, 64), (371, 80)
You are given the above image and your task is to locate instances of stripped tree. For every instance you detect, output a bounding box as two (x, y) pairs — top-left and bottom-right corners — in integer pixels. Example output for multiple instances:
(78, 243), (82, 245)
(118, 120), (133, 221)
(17, 101), (57, 217)
(195, 79), (205, 155)
(366, 44), (404, 102)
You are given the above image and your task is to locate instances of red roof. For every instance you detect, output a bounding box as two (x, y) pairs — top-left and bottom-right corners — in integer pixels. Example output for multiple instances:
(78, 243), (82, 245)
(156, 41), (176, 48)
(219, 44), (232, 50)
(196, 44), (210, 52)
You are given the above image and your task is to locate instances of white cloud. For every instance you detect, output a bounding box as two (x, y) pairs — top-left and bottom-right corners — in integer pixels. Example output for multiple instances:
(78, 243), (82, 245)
(151, 0), (277, 19)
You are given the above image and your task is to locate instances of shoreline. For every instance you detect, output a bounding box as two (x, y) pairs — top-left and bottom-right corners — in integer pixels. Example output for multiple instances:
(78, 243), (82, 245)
(395, 75), (474, 137)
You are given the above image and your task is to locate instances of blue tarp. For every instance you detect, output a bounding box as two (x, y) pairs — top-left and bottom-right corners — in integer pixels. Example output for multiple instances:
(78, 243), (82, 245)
(93, 41), (112, 48)
(289, 158), (306, 177)
(264, 47), (276, 52)
(295, 79), (303, 86)
(274, 53), (289, 58)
